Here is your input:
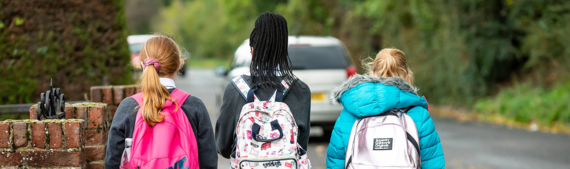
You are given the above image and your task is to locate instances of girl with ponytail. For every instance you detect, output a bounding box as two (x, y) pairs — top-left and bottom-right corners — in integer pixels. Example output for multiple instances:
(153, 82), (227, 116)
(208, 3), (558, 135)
(105, 36), (217, 169)
(326, 48), (446, 169)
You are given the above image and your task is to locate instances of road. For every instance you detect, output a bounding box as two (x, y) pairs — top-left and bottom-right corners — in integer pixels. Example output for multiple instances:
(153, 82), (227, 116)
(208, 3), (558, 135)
(175, 68), (570, 169)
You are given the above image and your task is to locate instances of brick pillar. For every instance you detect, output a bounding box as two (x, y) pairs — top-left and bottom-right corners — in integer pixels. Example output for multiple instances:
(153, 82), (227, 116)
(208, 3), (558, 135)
(70, 103), (110, 169)
(85, 104), (109, 169)
(28, 102), (112, 168)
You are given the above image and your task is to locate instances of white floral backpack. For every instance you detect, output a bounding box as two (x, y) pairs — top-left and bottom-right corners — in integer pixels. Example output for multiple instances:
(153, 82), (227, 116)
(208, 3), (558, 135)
(229, 75), (312, 169)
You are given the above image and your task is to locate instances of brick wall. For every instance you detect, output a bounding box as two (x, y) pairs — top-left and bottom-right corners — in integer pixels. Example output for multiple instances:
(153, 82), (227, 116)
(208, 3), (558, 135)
(0, 119), (85, 168)
(90, 85), (141, 120)
(28, 103), (111, 169)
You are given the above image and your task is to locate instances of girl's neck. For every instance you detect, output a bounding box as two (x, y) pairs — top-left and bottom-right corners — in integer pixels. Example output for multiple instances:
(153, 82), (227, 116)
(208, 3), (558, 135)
(160, 74), (175, 79)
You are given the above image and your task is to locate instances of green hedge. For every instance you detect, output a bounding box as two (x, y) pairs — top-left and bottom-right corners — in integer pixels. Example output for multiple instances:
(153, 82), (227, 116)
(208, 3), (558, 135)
(0, 0), (132, 104)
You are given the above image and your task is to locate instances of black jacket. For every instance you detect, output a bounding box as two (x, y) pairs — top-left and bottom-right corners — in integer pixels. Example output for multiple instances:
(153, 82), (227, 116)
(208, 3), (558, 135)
(215, 75), (311, 159)
(105, 89), (217, 169)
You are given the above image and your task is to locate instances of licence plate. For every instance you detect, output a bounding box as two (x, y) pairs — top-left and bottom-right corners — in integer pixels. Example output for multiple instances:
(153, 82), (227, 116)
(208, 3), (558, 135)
(311, 92), (325, 101)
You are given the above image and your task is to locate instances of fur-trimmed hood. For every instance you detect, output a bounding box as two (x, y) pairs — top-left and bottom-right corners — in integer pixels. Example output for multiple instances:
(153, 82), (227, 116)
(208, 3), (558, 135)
(331, 74), (419, 104)
(329, 74), (427, 118)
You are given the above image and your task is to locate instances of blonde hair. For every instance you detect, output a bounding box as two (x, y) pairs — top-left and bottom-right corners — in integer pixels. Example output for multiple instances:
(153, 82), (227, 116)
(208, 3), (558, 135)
(138, 36), (183, 126)
(364, 48), (414, 85)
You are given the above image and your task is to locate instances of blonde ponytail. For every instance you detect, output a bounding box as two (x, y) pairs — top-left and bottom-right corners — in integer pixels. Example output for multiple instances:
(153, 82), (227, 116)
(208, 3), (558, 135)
(366, 48), (414, 85)
(138, 36), (182, 126)
(140, 66), (169, 126)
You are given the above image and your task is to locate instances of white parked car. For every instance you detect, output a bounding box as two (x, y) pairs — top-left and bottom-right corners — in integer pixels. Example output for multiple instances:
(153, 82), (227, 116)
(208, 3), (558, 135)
(215, 36), (356, 127)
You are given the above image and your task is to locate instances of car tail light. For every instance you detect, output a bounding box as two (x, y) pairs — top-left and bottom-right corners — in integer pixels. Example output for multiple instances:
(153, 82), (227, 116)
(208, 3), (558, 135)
(131, 53), (140, 60)
(346, 65), (357, 78)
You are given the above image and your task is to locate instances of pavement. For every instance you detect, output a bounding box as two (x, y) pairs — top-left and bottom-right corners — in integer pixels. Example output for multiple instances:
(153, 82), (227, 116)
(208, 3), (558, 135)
(175, 68), (570, 169)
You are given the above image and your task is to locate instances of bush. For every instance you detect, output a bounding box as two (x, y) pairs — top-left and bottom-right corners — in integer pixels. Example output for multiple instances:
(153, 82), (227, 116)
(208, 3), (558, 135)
(0, 0), (132, 104)
(475, 81), (570, 127)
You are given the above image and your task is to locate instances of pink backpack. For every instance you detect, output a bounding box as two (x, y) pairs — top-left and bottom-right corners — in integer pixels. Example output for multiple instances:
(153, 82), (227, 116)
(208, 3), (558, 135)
(129, 89), (199, 169)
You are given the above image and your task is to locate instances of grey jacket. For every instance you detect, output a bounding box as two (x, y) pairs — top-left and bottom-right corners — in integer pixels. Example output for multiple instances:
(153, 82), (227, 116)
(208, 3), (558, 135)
(105, 88), (217, 169)
(215, 75), (311, 159)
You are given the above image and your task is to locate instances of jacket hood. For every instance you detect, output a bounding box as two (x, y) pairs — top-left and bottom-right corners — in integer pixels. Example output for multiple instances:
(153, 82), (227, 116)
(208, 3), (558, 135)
(331, 74), (427, 118)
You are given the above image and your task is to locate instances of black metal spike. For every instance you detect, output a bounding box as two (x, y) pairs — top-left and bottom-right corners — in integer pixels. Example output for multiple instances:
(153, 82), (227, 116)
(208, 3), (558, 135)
(46, 91), (51, 116)
(38, 79), (66, 120)
(60, 94), (65, 113)
(37, 102), (42, 120)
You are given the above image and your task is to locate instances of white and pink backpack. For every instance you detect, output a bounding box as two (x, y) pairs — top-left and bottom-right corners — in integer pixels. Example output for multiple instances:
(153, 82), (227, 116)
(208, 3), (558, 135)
(127, 89), (199, 169)
(229, 75), (311, 169)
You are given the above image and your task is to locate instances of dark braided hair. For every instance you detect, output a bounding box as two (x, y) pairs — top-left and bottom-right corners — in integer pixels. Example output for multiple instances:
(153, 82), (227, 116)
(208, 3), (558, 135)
(249, 12), (296, 89)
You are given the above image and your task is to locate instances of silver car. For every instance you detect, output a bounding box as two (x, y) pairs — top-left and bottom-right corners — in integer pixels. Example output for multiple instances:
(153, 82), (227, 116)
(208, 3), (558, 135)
(215, 36), (356, 126)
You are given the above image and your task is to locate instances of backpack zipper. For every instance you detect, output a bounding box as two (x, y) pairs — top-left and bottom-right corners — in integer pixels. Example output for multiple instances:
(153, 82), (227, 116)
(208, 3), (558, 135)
(239, 157), (298, 168)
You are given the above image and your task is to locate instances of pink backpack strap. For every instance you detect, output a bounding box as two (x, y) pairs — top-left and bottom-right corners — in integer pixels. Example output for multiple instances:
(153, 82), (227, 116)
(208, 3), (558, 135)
(131, 93), (143, 105)
(170, 89), (191, 105)
(129, 89), (190, 107)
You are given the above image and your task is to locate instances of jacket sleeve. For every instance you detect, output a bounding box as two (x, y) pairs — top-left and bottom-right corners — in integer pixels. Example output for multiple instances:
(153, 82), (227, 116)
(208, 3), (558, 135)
(326, 124), (347, 169)
(187, 97), (218, 169)
(325, 109), (357, 169)
(215, 82), (241, 158)
(294, 81), (312, 151)
(105, 98), (138, 169)
(415, 107), (445, 169)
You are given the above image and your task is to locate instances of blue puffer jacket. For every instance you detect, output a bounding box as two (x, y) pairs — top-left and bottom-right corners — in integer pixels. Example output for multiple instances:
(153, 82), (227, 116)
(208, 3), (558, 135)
(326, 74), (445, 169)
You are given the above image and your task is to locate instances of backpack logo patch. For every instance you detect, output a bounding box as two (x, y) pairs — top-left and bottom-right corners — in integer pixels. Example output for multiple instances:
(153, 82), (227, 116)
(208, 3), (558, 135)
(167, 157), (188, 169)
(373, 138), (393, 150)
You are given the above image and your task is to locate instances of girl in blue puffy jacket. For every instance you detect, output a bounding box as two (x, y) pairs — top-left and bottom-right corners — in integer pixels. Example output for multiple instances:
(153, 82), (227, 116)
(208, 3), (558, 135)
(326, 48), (445, 169)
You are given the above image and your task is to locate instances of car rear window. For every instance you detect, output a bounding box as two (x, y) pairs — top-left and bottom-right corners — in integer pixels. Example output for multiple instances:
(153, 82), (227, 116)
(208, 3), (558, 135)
(288, 46), (350, 69)
(129, 43), (145, 54)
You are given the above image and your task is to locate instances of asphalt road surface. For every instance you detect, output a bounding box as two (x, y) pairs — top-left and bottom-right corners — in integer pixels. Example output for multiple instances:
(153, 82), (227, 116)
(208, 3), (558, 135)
(175, 68), (570, 169)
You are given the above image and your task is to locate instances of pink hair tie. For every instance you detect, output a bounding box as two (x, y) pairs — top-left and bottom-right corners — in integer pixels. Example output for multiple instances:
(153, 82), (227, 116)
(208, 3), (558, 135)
(143, 58), (161, 72)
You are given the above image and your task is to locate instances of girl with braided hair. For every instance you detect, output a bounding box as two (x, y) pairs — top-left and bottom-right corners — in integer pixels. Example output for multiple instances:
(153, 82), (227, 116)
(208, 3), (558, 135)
(215, 12), (312, 159)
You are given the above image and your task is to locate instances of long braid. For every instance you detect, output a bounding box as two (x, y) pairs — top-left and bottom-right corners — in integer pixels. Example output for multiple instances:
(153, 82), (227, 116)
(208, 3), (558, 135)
(249, 12), (296, 89)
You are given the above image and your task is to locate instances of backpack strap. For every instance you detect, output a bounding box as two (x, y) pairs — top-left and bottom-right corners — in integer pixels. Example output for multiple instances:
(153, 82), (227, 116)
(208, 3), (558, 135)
(407, 132), (421, 156)
(231, 75), (260, 102)
(401, 106), (414, 114)
(131, 93), (143, 105)
(231, 75), (292, 102)
(170, 89), (191, 106)
(268, 79), (291, 102)
(399, 106), (421, 156)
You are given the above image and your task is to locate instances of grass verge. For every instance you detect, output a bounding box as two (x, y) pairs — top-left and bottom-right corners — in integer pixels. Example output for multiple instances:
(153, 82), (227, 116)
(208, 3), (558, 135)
(474, 81), (570, 128)
(432, 81), (570, 135)
(431, 106), (570, 135)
